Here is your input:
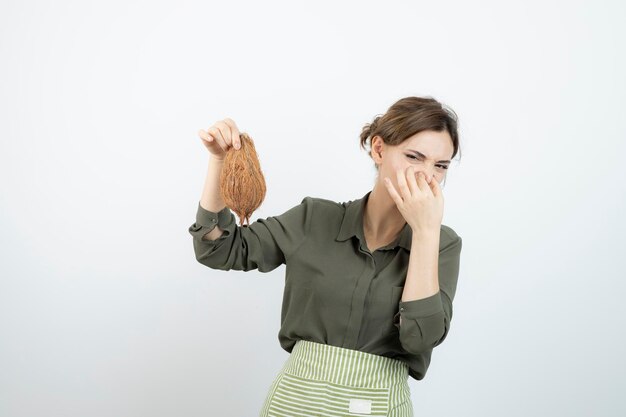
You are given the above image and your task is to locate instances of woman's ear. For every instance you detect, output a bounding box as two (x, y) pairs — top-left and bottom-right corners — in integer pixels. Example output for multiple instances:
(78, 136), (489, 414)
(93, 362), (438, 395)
(371, 136), (384, 162)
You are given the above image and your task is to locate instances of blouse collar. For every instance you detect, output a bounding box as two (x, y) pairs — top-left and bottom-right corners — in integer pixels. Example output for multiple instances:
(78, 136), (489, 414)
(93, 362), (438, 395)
(335, 190), (412, 251)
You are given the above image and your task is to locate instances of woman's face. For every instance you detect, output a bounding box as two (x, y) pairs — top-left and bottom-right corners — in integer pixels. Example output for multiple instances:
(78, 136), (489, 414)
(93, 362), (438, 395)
(371, 129), (454, 189)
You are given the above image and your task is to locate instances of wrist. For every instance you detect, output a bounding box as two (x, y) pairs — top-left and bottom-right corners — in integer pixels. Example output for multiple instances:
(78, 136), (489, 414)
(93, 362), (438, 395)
(410, 227), (440, 240)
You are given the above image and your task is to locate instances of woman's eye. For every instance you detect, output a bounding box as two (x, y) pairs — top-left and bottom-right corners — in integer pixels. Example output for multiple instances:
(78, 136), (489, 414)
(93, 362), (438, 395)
(406, 155), (448, 169)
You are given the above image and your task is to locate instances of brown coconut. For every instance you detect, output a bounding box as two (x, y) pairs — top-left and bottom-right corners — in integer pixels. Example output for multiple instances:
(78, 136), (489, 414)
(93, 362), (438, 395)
(219, 132), (266, 227)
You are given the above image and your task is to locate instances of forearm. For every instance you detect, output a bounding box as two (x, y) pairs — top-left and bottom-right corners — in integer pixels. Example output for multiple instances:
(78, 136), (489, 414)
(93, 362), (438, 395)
(199, 156), (226, 241)
(400, 231), (440, 325)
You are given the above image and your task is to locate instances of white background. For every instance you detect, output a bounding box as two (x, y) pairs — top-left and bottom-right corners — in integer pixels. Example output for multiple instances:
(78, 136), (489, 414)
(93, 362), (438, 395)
(1, 0), (624, 416)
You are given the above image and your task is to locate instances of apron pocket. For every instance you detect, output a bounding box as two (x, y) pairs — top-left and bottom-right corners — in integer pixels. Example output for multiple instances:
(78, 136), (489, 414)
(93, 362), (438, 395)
(269, 371), (390, 416)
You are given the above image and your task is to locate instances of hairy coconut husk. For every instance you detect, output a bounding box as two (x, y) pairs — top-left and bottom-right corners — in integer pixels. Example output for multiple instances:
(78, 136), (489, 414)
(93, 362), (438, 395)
(219, 132), (266, 227)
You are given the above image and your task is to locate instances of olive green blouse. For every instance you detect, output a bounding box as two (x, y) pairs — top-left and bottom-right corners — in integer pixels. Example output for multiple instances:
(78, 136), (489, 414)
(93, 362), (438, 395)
(187, 190), (462, 381)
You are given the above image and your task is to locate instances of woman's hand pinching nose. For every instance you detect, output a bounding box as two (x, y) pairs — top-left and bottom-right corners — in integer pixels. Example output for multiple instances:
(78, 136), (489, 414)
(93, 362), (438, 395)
(383, 166), (444, 234)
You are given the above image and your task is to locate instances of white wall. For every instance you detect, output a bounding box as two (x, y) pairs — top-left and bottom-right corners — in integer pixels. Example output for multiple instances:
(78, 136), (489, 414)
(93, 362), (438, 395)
(1, 0), (624, 416)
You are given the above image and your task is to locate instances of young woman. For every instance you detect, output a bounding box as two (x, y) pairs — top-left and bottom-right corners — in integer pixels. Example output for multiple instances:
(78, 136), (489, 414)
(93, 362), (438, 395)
(188, 96), (463, 417)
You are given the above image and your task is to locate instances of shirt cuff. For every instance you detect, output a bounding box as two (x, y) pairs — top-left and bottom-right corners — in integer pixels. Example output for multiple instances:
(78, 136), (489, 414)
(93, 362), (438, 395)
(393, 291), (444, 327)
(198, 201), (233, 225)
(188, 201), (234, 241)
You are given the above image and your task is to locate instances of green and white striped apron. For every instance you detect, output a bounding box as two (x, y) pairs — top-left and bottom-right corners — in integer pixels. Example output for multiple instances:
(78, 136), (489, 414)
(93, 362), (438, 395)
(259, 340), (414, 417)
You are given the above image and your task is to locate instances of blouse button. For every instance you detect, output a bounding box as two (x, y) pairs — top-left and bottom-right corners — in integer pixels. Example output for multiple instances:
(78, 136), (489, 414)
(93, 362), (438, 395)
(400, 307), (405, 312)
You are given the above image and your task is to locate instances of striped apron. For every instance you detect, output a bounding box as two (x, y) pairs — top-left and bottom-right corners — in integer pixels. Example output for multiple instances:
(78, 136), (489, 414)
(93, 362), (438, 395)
(259, 340), (414, 417)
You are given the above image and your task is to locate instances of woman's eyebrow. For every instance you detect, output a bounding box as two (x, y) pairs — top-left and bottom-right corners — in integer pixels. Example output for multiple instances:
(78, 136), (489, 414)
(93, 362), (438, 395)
(406, 149), (451, 163)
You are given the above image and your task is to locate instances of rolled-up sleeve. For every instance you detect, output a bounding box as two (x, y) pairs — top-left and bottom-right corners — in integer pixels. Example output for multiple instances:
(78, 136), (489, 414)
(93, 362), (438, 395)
(392, 229), (462, 355)
(188, 197), (313, 272)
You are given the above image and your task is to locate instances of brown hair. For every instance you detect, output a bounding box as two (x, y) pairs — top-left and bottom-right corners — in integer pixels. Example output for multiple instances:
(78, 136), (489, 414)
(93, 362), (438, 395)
(359, 96), (461, 170)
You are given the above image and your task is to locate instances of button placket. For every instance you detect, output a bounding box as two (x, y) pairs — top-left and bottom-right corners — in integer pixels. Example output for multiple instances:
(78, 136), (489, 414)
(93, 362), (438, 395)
(342, 256), (374, 349)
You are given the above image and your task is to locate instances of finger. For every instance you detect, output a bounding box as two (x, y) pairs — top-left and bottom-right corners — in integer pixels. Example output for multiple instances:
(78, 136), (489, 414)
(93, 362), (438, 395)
(396, 167), (411, 201)
(214, 121), (231, 148)
(416, 172), (431, 195)
(383, 177), (403, 207)
(200, 128), (217, 145)
(208, 126), (228, 152)
(198, 129), (211, 141)
(430, 177), (441, 197)
(223, 118), (241, 150)
(220, 119), (236, 150)
(406, 166), (420, 196)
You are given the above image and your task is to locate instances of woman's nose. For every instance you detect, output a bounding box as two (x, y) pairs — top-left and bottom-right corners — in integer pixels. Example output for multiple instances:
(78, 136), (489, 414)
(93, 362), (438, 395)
(416, 169), (434, 183)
